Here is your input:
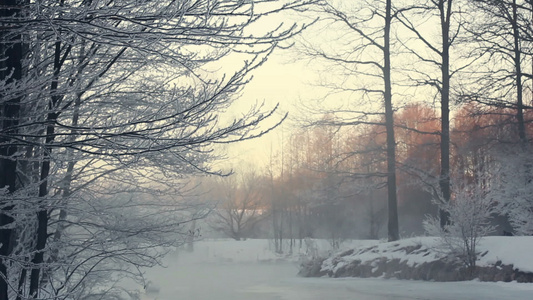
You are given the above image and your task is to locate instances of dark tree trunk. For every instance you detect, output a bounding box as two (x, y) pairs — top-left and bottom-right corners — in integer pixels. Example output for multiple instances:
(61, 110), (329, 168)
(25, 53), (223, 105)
(0, 1), (23, 299)
(439, 0), (452, 228)
(384, 0), (399, 242)
(29, 34), (64, 298)
(511, 0), (526, 145)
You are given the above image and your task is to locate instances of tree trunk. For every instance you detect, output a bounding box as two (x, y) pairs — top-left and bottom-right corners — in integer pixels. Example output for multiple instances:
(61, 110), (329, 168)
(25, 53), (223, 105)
(0, 1), (23, 299)
(512, 0), (526, 145)
(29, 35), (64, 298)
(384, 0), (399, 242)
(439, 0), (452, 228)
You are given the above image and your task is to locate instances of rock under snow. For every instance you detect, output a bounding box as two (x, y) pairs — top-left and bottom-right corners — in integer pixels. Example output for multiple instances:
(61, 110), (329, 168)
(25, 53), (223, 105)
(300, 237), (533, 282)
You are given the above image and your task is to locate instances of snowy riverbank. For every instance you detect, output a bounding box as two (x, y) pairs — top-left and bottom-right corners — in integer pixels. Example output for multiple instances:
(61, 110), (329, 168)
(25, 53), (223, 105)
(300, 236), (533, 282)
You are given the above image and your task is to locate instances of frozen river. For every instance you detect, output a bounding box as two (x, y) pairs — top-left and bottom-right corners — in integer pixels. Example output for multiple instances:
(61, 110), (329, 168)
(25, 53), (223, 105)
(140, 242), (533, 300)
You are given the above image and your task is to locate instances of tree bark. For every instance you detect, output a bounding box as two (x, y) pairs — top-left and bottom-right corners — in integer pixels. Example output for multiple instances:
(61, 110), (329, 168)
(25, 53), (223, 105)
(511, 0), (526, 145)
(29, 34), (64, 298)
(0, 1), (23, 299)
(384, 0), (399, 242)
(439, 0), (452, 228)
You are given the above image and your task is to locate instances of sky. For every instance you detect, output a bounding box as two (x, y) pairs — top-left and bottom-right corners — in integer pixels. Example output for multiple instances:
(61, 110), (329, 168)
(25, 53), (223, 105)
(217, 46), (318, 173)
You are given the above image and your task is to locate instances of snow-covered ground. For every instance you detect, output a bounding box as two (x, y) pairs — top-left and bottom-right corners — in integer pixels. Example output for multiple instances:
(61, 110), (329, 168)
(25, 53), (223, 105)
(478, 237), (533, 272)
(130, 238), (533, 300)
(321, 236), (533, 274)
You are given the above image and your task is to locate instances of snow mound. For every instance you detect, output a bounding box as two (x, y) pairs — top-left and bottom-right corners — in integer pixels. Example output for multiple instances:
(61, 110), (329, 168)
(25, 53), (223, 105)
(321, 237), (442, 274)
(477, 237), (533, 272)
(314, 236), (533, 282)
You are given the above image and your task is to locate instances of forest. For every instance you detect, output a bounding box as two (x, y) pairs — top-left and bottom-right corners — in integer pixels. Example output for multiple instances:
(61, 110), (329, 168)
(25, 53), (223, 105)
(0, 0), (532, 299)
(201, 0), (533, 252)
(203, 103), (533, 250)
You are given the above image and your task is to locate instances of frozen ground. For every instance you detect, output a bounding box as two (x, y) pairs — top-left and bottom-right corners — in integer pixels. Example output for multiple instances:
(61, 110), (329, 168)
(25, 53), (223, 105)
(134, 239), (533, 300)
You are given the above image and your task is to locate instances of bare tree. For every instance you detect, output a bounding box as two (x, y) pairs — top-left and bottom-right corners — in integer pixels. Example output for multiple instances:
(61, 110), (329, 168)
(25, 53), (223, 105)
(424, 181), (497, 270)
(209, 171), (266, 241)
(0, 0), (314, 298)
(0, 1), (26, 297)
(395, 0), (467, 227)
(459, 0), (532, 144)
(298, 0), (399, 241)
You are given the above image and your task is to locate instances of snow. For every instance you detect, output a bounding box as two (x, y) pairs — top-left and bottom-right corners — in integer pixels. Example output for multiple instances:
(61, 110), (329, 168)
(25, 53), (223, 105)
(126, 238), (533, 300)
(478, 236), (533, 272)
(321, 236), (533, 274)
(322, 237), (440, 273)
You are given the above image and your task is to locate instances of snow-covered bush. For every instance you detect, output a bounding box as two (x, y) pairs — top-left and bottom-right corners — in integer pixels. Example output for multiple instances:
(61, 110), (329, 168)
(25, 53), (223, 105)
(424, 184), (497, 268)
(490, 149), (533, 235)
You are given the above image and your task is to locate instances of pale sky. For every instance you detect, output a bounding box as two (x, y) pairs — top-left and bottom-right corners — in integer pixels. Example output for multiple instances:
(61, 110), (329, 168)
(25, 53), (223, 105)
(218, 48), (315, 173)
